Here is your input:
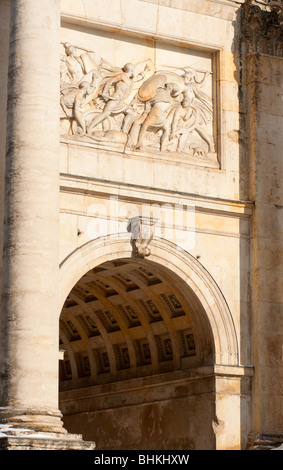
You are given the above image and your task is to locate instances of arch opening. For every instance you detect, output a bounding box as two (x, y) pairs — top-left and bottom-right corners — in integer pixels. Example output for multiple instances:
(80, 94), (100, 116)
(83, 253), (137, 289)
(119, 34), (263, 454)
(58, 256), (220, 449)
(58, 236), (240, 449)
(59, 257), (214, 390)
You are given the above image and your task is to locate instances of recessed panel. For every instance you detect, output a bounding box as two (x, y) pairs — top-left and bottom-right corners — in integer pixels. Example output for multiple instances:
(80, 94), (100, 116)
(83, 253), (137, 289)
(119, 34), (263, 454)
(60, 26), (218, 166)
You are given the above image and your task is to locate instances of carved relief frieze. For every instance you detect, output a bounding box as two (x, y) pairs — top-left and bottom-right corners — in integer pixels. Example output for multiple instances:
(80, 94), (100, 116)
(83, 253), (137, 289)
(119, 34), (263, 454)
(242, 0), (283, 56)
(60, 42), (216, 162)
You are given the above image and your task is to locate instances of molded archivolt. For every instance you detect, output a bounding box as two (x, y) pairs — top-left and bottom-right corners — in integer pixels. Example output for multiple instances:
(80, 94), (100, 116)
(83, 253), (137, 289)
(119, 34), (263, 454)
(59, 235), (238, 390)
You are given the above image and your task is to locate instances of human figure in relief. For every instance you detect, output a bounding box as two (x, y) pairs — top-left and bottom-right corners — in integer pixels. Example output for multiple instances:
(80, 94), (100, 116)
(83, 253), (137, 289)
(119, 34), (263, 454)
(170, 69), (214, 154)
(135, 82), (177, 151)
(60, 73), (98, 135)
(170, 97), (214, 155)
(87, 62), (151, 135)
(61, 42), (100, 85)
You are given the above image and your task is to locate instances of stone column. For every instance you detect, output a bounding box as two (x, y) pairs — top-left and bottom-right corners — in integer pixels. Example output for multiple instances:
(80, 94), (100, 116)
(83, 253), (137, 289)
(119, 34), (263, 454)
(0, 0), (64, 434)
(241, 1), (283, 450)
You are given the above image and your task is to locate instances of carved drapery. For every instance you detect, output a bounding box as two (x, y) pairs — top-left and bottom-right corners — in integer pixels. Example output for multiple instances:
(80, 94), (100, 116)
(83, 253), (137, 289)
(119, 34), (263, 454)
(242, 0), (283, 56)
(60, 43), (215, 160)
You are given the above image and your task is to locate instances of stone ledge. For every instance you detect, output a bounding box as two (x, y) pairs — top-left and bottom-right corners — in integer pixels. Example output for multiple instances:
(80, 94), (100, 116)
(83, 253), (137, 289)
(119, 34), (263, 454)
(0, 424), (95, 450)
(247, 433), (283, 450)
(0, 434), (96, 451)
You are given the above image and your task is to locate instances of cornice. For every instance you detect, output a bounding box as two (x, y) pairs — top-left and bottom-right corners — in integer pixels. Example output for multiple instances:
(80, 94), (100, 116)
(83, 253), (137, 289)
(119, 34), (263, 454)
(60, 173), (254, 219)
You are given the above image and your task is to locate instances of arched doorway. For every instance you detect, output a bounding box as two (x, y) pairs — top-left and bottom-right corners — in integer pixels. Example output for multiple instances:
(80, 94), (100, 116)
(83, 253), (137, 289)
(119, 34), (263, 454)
(58, 235), (241, 450)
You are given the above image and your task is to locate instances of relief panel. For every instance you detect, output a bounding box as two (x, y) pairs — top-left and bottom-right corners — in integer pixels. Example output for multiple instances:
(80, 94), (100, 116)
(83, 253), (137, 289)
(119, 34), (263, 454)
(60, 28), (219, 166)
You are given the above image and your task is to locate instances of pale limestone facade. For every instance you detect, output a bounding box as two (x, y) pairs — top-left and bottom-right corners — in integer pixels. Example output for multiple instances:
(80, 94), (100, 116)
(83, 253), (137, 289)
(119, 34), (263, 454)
(0, 0), (282, 451)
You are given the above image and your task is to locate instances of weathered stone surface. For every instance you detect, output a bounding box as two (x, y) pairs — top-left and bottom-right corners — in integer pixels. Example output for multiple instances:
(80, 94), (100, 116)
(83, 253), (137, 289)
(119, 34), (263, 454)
(0, 426), (96, 450)
(0, 0), (282, 452)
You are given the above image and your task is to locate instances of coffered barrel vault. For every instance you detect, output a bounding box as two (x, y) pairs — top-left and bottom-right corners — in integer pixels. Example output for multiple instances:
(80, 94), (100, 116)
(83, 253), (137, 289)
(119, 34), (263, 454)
(60, 259), (200, 387)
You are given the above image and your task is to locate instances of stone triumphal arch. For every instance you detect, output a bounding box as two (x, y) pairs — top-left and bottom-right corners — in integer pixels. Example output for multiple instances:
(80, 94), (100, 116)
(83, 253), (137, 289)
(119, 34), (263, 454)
(0, 0), (282, 451)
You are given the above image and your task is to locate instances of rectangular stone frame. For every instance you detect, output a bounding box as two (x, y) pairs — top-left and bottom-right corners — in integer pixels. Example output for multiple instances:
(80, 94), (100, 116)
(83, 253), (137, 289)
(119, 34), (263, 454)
(60, 16), (224, 170)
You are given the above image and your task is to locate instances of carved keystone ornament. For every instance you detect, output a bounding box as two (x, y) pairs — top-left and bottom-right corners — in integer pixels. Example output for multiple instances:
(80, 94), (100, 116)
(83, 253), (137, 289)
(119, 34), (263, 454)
(127, 216), (158, 258)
